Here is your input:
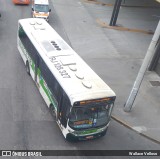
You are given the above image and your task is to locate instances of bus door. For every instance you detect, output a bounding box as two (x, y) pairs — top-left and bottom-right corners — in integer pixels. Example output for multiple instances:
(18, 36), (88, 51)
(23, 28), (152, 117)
(59, 93), (70, 128)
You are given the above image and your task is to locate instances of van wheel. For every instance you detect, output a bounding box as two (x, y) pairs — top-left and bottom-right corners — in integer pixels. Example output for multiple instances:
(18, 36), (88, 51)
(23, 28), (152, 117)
(26, 61), (30, 75)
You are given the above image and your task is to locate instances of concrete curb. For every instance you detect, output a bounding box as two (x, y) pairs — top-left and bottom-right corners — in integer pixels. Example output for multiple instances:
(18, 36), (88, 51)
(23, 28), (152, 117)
(82, 0), (160, 8)
(96, 19), (154, 35)
(111, 115), (160, 145)
(82, 0), (113, 6)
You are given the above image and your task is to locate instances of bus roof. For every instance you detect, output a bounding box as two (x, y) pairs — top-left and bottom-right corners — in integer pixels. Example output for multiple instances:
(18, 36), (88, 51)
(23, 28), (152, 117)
(18, 18), (116, 104)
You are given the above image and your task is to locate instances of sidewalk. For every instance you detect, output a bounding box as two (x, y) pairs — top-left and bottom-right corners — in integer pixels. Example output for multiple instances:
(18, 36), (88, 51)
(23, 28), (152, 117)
(51, 0), (160, 143)
(112, 71), (160, 144)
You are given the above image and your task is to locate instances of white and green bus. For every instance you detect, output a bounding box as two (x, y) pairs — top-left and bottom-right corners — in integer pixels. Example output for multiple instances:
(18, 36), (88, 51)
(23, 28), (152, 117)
(17, 18), (116, 141)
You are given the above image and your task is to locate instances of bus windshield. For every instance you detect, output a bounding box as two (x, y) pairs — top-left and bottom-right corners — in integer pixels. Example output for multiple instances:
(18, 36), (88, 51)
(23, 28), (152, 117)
(35, 4), (49, 12)
(68, 102), (114, 130)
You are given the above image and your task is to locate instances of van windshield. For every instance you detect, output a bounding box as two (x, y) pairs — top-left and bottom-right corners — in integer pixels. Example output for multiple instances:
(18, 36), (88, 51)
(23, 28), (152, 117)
(35, 4), (49, 12)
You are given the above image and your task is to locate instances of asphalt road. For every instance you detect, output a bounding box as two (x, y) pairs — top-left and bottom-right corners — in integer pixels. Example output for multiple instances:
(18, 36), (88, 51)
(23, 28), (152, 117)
(0, 0), (159, 158)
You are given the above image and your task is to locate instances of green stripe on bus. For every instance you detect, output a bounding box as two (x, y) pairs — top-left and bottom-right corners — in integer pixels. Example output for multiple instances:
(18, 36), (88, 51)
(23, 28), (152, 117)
(80, 129), (98, 135)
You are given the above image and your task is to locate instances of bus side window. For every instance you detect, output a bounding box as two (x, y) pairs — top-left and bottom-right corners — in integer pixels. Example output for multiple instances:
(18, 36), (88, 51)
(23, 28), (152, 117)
(49, 74), (61, 101)
(18, 25), (25, 37)
(19, 25), (37, 63)
(39, 58), (62, 106)
(19, 26), (27, 46)
(39, 58), (50, 82)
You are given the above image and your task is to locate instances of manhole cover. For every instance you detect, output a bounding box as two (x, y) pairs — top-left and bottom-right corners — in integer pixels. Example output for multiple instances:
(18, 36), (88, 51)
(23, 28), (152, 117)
(150, 81), (160, 86)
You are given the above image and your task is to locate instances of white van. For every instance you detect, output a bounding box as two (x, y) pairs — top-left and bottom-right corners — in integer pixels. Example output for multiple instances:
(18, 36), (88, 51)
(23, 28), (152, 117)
(32, 0), (51, 22)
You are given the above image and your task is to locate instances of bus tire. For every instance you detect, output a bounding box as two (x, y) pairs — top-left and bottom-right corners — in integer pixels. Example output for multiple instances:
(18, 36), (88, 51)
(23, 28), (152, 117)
(66, 135), (77, 142)
(26, 61), (30, 75)
(101, 129), (107, 137)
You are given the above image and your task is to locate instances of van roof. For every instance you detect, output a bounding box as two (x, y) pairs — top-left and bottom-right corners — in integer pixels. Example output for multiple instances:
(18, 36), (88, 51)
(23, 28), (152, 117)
(34, 0), (49, 5)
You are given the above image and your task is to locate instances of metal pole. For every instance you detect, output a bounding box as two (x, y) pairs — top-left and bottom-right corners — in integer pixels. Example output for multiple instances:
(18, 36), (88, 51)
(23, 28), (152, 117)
(109, 0), (122, 26)
(148, 37), (160, 70)
(124, 21), (160, 112)
(109, 0), (119, 26)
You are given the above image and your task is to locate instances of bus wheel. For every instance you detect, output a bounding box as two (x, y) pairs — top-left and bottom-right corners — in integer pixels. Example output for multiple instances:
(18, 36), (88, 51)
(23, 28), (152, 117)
(50, 105), (56, 121)
(26, 61), (30, 75)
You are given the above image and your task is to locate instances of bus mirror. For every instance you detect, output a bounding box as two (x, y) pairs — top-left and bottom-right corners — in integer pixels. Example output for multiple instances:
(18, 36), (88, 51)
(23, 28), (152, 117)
(49, 9), (51, 12)
(32, 8), (34, 11)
